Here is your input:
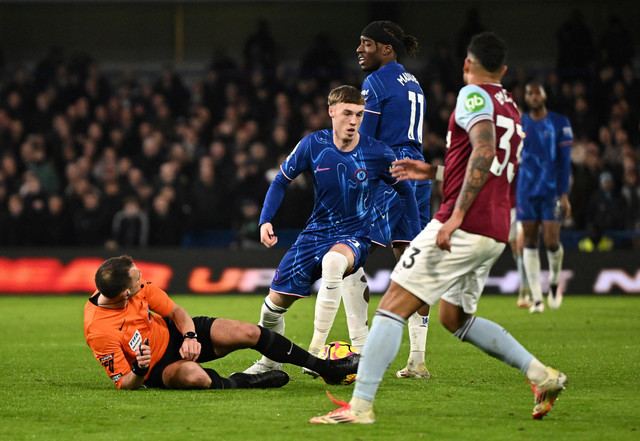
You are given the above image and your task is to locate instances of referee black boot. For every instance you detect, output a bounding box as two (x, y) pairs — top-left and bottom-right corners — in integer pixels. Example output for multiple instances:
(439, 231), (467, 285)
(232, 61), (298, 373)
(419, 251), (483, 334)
(229, 370), (290, 389)
(320, 353), (360, 385)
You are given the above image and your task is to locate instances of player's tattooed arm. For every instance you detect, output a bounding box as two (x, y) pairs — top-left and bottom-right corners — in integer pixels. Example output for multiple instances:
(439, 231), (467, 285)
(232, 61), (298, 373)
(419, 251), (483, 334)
(456, 120), (496, 214)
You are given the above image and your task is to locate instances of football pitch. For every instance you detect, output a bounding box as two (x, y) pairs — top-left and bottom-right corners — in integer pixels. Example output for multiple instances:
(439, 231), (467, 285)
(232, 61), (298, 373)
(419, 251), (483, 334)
(1, 294), (638, 441)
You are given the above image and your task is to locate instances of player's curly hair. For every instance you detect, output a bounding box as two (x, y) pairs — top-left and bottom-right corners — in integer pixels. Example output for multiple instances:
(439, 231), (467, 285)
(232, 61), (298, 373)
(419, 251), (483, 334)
(95, 255), (134, 298)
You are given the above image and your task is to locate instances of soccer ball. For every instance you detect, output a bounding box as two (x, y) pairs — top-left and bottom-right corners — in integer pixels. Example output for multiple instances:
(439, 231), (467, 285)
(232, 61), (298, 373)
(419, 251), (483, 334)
(319, 341), (357, 385)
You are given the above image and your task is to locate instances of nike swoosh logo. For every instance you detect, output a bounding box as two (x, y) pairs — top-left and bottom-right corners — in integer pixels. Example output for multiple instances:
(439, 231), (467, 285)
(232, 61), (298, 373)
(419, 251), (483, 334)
(119, 319), (125, 331)
(326, 286), (338, 290)
(315, 166), (330, 172)
(287, 342), (294, 355)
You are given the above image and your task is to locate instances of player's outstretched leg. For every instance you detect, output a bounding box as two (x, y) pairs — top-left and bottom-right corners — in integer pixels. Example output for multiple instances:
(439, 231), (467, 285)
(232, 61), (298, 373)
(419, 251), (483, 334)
(248, 325), (359, 383)
(453, 314), (567, 419)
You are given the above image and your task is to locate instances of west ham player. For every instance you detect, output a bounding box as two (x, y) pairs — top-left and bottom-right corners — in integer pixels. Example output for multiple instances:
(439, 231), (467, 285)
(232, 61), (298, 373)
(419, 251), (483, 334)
(339, 20), (432, 378)
(311, 32), (567, 424)
(243, 85), (419, 374)
(517, 82), (573, 313)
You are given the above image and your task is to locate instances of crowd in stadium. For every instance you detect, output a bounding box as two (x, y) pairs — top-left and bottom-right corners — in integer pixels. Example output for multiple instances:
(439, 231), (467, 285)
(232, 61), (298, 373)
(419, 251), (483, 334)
(0, 11), (638, 249)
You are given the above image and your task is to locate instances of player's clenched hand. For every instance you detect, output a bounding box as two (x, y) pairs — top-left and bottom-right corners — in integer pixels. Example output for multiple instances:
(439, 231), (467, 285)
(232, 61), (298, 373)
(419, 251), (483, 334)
(436, 217), (462, 252)
(137, 339), (151, 369)
(391, 159), (435, 181)
(179, 338), (201, 361)
(260, 222), (278, 248)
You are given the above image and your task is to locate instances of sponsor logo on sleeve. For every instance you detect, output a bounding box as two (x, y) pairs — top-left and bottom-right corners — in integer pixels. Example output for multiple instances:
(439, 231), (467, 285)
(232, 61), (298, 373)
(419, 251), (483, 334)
(110, 373), (123, 383)
(100, 353), (115, 373)
(465, 92), (485, 112)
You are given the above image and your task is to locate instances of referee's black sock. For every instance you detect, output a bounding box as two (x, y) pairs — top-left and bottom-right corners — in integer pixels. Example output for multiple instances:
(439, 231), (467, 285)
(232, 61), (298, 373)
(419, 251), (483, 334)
(253, 326), (320, 370)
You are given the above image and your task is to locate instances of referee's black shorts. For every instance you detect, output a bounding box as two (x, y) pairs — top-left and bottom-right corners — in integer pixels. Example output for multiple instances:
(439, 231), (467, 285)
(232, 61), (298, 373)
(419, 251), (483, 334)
(144, 316), (218, 388)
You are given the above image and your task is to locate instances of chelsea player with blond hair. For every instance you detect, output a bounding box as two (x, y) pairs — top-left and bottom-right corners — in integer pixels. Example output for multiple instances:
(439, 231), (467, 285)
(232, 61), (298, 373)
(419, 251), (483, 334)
(243, 85), (419, 375)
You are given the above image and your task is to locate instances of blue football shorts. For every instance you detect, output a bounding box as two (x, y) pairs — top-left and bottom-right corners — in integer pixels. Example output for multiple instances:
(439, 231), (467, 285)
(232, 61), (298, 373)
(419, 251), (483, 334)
(270, 234), (370, 297)
(516, 195), (562, 222)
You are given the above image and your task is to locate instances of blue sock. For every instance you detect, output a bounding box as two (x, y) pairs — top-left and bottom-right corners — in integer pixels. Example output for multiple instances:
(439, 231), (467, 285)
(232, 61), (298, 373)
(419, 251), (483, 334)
(454, 316), (534, 374)
(353, 309), (405, 402)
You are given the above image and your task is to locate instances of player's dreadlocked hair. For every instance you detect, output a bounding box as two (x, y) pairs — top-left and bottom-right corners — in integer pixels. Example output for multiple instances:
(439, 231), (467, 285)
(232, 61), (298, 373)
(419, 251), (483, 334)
(381, 21), (420, 57)
(362, 20), (420, 58)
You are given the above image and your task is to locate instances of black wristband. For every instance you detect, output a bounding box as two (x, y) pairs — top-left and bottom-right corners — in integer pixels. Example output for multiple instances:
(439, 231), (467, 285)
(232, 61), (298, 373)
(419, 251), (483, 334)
(131, 361), (149, 377)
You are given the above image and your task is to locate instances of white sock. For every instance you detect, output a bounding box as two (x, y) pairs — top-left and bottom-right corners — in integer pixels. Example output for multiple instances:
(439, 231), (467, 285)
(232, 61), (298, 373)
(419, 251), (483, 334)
(342, 267), (369, 353)
(525, 358), (547, 385)
(547, 244), (564, 285)
(523, 247), (543, 302)
(308, 251), (348, 355)
(516, 254), (530, 289)
(407, 311), (428, 366)
(257, 295), (287, 365)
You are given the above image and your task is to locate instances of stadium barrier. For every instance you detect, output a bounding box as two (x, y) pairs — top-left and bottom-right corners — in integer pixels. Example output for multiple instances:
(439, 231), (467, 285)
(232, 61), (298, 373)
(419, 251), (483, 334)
(0, 246), (638, 296)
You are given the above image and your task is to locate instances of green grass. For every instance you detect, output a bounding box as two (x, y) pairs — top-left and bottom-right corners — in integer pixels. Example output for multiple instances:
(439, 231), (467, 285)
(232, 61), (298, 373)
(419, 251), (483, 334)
(1, 294), (639, 441)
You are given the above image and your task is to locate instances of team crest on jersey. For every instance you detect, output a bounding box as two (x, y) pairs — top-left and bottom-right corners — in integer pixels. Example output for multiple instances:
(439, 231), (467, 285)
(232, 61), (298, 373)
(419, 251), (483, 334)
(128, 330), (142, 352)
(465, 92), (485, 112)
(273, 269), (281, 284)
(354, 168), (368, 182)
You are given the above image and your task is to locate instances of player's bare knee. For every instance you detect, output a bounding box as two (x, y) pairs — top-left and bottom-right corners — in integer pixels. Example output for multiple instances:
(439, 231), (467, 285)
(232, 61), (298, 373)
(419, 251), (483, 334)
(243, 323), (262, 344)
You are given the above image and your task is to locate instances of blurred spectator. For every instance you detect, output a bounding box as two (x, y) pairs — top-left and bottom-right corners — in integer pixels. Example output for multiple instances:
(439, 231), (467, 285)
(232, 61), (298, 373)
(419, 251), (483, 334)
(581, 171), (627, 251)
(73, 188), (110, 246)
(19, 171), (49, 245)
(232, 198), (262, 249)
(148, 192), (183, 246)
(620, 167), (640, 230)
(243, 19), (277, 75)
(45, 193), (74, 245)
(300, 33), (345, 88)
(153, 64), (190, 118)
(570, 141), (603, 229)
(109, 194), (149, 248)
(0, 193), (25, 245)
(187, 156), (230, 232)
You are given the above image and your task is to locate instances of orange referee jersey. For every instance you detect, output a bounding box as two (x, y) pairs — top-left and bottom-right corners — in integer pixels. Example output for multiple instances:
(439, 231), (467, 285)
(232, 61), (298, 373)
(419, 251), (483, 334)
(83, 280), (175, 389)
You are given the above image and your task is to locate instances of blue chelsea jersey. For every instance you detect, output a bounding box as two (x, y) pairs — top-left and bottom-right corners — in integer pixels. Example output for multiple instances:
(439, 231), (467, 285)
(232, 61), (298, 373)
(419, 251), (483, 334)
(263, 130), (399, 239)
(518, 111), (573, 199)
(360, 61), (425, 158)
